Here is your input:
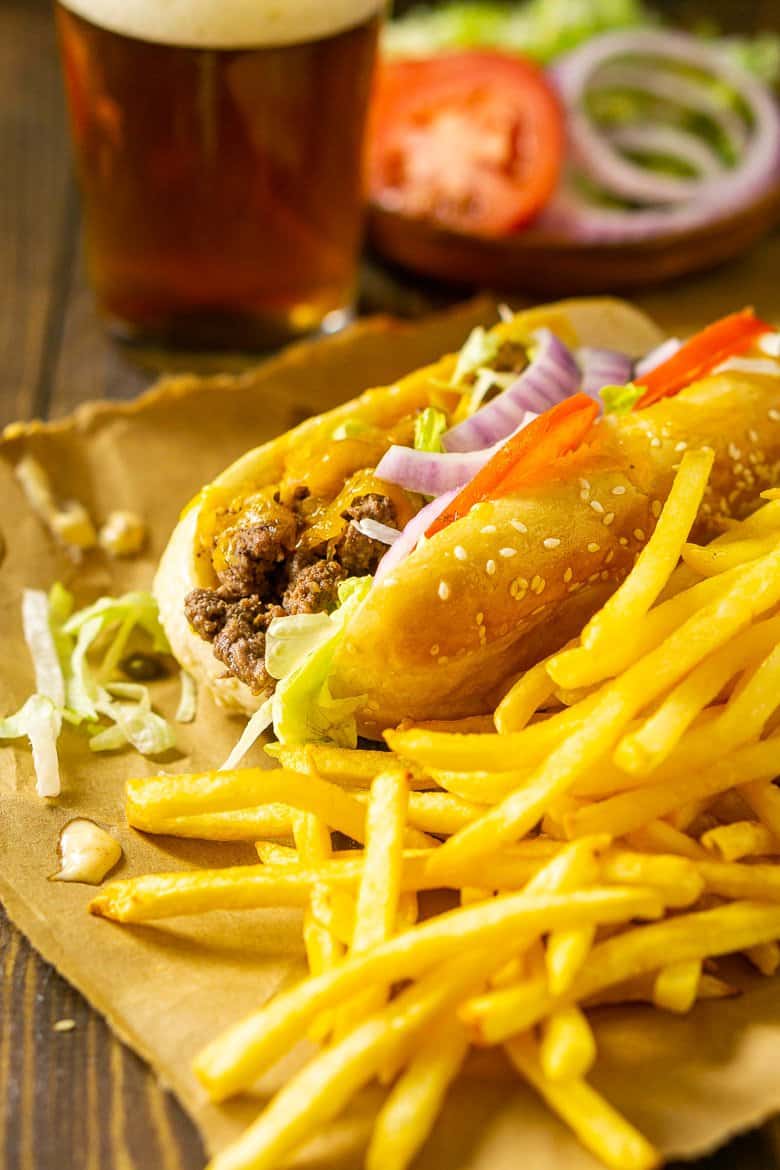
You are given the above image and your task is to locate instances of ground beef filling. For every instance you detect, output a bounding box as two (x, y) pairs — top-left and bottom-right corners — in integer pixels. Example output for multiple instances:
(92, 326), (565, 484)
(184, 492), (398, 694)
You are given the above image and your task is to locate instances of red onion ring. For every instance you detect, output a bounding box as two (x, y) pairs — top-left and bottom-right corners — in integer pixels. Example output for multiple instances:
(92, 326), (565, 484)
(374, 489), (458, 584)
(441, 329), (576, 453)
(531, 30), (780, 243)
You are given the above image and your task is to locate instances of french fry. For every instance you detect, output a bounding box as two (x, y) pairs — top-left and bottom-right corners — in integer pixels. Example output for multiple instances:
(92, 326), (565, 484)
(682, 531), (780, 576)
(194, 885), (663, 1101)
(365, 1015), (469, 1170)
(696, 859), (780, 901)
(265, 742), (430, 789)
(539, 1006), (596, 1081)
(506, 1035), (661, 1170)
(386, 692), (603, 774)
(206, 952), (489, 1170)
(494, 650), (566, 733)
(600, 851), (704, 908)
(549, 450), (714, 686)
(700, 820), (776, 862)
(614, 615), (780, 775)
(587, 450), (713, 644)
(546, 926), (596, 996)
(425, 549), (780, 873)
(293, 814), (344, 980)
(150, 807), (296, 841)
(626, 820), (710, 860)
(742, 780), (780, 844)
(548, 563), (753, 691)
(585, 972), (738, 1009)
(745, 941), (780, 976)
(565, 738), (780, 839)
(462, 902), (780, 1045)
(255, 842), (299, 864)
(652, 960), (701, 1013)
(334, 771), (408, 1036)
(761, 487), (780, 500)
(716, 643), (780, 744)
(126, 768), (434, 849)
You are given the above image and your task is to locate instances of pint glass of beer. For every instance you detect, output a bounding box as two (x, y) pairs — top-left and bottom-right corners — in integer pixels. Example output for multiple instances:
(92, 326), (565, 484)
(54, 1), (383, 348)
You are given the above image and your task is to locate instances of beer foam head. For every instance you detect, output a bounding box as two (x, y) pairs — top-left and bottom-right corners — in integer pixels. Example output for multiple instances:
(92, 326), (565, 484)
(59, 0), (385, 48)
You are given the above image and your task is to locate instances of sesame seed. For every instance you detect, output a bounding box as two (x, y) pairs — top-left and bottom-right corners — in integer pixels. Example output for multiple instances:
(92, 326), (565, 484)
(438, 581), (450, 601)
(579, 478), (591, 491)
(769, 408), (780, 421)
(476, 612), (484, 625)
(619, 537), (629, 546)
(588, 572), (600, 583)
(500, 547), (517, 558)
(587, 542), (600, 553)
(510, 519), (528, 534)
(611, 485), (626, 496)
(651, 499), (662, 518)
(430, 644), (439, 656)
(634, 528), (646, 541)
(650, 437), (662, 448)
(543, 537), (561, 549)
(481, 525), (497, 534)
(531, 605), (547, 616)
(580, 490), (590, 501)
(675, 441), (688, 452)
(605, 550), (615, 564)
(728, 443), (741, 459)
(563, 567), (573, 582)
(454, 546), (467, 561)
(568, 582), (583, 594)
(603, 512), (615, 527)
(601, 570), (610, 581)
(531, 575), (546, 594)
(748, 428), (759, 443)
(590, 500), (605, 514)
(486, 559), (497, 576)
(438, 655), (449, 665)
(510, 577), (528, 599)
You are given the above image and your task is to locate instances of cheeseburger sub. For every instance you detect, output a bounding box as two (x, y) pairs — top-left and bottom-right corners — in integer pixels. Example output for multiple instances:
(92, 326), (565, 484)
(155, 298), (780, 742)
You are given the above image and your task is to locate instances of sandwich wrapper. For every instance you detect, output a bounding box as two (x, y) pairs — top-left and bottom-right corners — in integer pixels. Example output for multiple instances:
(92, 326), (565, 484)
(2, 288), (780, 1169)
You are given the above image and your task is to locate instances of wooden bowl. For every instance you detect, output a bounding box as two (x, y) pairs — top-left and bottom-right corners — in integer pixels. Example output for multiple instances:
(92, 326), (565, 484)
(367, 184), (780, 296)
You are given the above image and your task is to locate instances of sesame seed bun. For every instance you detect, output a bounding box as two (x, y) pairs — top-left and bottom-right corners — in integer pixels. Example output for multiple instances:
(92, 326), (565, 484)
(154, 298), (780, 736)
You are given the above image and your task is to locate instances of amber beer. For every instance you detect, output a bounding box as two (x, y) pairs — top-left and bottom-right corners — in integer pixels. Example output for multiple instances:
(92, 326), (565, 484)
(54, 0), (383, 347)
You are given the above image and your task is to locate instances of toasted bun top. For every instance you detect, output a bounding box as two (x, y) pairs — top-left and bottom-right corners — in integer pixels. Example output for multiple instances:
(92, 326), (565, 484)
(59, 0), (384, 48)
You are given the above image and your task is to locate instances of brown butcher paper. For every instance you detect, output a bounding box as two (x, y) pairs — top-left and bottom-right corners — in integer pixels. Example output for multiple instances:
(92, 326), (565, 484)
(2, 294), (780, 1169)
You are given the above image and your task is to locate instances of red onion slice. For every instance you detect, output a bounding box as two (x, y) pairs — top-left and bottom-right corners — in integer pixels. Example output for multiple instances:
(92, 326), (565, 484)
(375, 444), (498, 495)
(634, 337), (682, 379)
(441, 329), (577, 453)
(374, 489), (458, 584)
(533, 30), (780, 244)
(607, 124), (726, 181)
(577, 347), (633, 399)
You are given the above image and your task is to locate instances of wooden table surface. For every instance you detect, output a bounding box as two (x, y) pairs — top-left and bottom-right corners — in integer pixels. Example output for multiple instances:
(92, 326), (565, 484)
(2, 1), (780, 1168)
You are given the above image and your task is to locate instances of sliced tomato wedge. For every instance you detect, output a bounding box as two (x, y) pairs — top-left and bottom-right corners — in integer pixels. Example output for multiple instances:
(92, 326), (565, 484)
(368, 52), (565, 239)
(635, 308), (772, 409)
(426, 394), (599, 538)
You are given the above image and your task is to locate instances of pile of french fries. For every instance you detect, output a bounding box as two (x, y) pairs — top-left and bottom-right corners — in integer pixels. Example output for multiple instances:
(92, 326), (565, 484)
(91, 455), (780, 1170)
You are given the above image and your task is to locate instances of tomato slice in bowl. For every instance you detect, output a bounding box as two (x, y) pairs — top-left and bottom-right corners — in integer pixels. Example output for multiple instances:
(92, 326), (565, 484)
(367, 52), (565, 240)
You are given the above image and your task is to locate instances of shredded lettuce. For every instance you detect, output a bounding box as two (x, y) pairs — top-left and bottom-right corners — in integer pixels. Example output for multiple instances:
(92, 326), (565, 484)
(0, 586), (178, 798)
(175, 670), (198, 724)
(0, 695), (61, 798)
(451, 326), (501, 387)
(271, 577), (372, 749)
(384, 0), (652, 63)
(601, 382), (645, 414)
(414, 407), (448, 453)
